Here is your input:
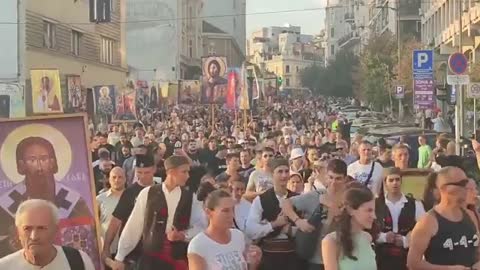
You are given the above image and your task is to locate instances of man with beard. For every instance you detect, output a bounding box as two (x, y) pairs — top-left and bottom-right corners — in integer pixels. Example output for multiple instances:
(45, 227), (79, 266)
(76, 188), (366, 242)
(97, 133), (116, 162)
(186, 139), (202, 167)
(94, 148), (115, 193)
(114, 133), (133, 162)
(0, 137), (91, 257)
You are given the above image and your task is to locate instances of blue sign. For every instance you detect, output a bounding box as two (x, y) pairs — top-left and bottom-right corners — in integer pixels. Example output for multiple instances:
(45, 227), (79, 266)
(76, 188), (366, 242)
(412, 50), (433, 73)
(448, 53), (468, 75)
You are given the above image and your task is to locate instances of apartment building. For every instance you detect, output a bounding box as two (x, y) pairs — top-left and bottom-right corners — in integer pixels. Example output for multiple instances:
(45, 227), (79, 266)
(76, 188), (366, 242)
(126, 0), (203, 81)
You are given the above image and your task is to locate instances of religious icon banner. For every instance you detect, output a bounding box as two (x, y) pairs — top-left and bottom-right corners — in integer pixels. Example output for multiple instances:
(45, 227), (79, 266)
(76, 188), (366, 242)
(113, 87), (137, 122)
(0, 83), (25, 118)
(201, 56), (228, 104)
(30, 69), (64, 114)
(66, 75), (85, 112)
(179, 80), (200, 104)
(93, 85), (116, 116)
(0, 114), (102, 269)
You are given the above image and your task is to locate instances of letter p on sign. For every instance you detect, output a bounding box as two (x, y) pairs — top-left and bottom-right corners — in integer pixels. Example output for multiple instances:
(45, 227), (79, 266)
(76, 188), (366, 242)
(417, 53), (428, 68)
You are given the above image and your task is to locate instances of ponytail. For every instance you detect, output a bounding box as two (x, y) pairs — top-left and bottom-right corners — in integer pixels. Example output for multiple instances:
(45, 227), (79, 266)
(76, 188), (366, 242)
(336, 208), (357, 261)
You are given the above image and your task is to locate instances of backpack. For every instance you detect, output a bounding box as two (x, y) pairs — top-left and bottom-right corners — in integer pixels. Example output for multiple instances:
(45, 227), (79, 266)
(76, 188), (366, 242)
(62, 246), (85, 270)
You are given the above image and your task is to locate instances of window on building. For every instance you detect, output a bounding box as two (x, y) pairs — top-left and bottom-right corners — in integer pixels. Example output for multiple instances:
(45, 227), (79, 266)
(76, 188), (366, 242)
(331, 45), (335, 55)
(296, 66), (299, 72)
(71, 30), (81, 56)
(286, 78), (290, 87)
(233, 18), (237, 29)
(43, 21), (56, 49)
(101, 37), (114, 64)
(110, 0), (115, 13)
(330, 27), (334, 38)
(233, 0), (236, 8)
(286, 65), (290, 73)
(189, 40), (193, 58)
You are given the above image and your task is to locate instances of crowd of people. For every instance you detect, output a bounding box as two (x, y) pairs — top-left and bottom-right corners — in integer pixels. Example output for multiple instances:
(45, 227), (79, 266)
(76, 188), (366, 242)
(2, 96), (480, 270)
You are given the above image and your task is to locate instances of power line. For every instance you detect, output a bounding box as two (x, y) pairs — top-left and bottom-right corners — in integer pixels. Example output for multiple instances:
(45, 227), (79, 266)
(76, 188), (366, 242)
(0, 2), (441, 26)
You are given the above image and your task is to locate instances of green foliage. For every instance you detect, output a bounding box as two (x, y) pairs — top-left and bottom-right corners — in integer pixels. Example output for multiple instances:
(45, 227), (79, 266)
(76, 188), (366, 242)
(300, 50), (357, 97)
(356, 32), (397, 110)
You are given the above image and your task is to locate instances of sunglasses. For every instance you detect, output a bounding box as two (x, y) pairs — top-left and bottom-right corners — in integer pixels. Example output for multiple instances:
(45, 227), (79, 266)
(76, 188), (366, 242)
(442, 179), (469, 188)
(263, 154), (274, 158)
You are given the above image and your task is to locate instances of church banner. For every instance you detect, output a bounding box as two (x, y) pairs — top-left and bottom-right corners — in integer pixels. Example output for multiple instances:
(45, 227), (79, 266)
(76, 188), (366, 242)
(113, 87), (137, 122)
(93, 85), (116, 116)
(179, 80), (200, 104)
(0, 114), (102, 269)
(201, 56), (228, 104)
(0, 83), (25, 118)
(66, 75), (85, 112)
(30, 69), (64, 114)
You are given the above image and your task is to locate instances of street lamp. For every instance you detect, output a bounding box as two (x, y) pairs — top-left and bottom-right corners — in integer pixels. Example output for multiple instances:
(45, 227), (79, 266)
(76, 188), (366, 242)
(375, 0), (402, 122)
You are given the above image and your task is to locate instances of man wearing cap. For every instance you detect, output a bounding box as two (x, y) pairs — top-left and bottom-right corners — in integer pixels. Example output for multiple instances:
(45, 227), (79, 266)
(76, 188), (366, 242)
(290, 148), (305, 174)
(246, 158), (301, 270)
(110, 155), (204, 270)
(122, 145), (148, 186)
(102, 154), (156, 269)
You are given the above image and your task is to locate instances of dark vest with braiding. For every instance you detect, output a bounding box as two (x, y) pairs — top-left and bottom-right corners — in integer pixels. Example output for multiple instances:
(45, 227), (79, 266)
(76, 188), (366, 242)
(259, 188), (297, 240)
(142, 184), (193, 260)
(375, 195), (416, 270)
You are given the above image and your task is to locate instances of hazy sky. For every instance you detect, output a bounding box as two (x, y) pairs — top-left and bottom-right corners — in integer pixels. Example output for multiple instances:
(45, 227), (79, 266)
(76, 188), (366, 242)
(246, 0), (325, 36)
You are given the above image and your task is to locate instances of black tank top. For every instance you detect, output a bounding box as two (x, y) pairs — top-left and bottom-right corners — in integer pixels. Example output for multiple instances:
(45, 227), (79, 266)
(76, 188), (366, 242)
(424, 209), (478, 267)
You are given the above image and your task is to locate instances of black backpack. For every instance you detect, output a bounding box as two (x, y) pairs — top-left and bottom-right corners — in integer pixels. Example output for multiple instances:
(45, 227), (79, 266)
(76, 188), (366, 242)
(62, 246), (85, 270)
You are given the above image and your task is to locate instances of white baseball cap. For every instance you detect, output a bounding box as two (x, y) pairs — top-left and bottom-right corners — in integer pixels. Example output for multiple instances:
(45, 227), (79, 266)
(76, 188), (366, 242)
(289, 148), (304, 161)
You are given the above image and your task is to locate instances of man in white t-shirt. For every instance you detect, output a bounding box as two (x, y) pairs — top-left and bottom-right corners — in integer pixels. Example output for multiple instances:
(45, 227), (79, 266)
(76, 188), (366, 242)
(244, 147), (275, 201)
(347, 141), (384, 196)
(0, 199), (95, 270)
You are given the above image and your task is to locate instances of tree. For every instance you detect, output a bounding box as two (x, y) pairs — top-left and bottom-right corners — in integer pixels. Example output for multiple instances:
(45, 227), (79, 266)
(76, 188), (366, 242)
(300, 50), (357, 97)
(355, 32), (397, 110)
(393, 38), (424, 103)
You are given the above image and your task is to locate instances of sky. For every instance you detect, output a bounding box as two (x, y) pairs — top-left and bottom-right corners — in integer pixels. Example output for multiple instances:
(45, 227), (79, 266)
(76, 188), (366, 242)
(246, 0), (326, 36)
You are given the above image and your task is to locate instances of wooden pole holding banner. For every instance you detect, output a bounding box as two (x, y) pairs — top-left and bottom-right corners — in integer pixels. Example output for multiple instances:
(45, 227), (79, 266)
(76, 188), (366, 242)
(211, 104), (215, 131)
(243, 109), (248, 133)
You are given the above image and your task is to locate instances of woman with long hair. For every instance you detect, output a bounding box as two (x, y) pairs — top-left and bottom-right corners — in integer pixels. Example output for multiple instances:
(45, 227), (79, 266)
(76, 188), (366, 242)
(188, 190), (262, 270)
(422, 172), (440, 211)
(322, 187), (377, 270)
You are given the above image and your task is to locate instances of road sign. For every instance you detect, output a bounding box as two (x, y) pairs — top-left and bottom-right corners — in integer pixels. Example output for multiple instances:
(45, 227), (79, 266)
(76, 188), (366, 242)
(468, 82), (480, 98)
(447, 74), (470, 85)
(413, 50), (434, 73)
(414, 73), (435, 109)
(448, 53), (468, 75)
(395, 86), (405, 99)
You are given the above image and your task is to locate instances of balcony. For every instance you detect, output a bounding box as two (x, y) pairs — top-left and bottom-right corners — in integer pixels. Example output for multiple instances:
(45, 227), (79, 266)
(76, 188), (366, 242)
(338, 31), (361, 49)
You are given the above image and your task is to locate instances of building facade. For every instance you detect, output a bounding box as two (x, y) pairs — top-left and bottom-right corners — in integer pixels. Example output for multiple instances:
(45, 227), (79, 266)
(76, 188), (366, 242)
(202, 21), (245, 67)
(248, 25), (323, 90)
(126, 0), (203, 81)
(202, 0), (246, 55)
(25, 0), (127, 86)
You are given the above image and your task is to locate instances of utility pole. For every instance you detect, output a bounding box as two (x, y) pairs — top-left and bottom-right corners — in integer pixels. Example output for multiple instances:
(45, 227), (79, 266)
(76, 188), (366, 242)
(397, 0), (403, 122)
(455, 0), (463, 155)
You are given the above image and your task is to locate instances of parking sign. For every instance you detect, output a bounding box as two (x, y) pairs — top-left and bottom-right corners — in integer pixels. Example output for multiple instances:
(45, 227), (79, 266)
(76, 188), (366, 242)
(413, 50), (433, 73)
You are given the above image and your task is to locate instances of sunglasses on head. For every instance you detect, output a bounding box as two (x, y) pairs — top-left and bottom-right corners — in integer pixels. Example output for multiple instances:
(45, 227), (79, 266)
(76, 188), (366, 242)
(443, 179), (469, 188)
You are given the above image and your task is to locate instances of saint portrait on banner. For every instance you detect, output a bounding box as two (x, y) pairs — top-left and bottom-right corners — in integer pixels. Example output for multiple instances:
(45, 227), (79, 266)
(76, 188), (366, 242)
(0, 124), (92, 257)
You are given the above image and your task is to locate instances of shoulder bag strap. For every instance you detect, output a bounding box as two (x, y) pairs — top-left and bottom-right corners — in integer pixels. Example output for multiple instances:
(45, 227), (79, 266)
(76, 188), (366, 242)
(62, 246), (85, 270)
(364, 161), (376, 187)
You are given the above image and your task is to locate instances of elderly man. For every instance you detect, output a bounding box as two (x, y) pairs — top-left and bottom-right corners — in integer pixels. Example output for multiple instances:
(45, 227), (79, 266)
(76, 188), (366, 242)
(0, 199), (95, 269)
